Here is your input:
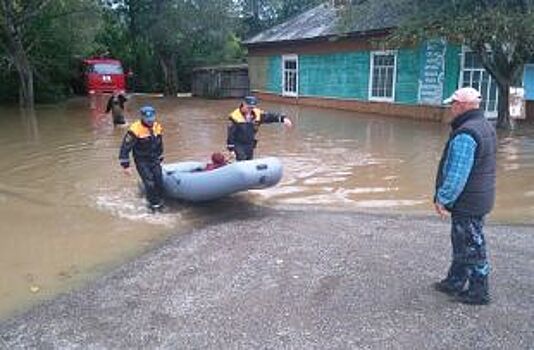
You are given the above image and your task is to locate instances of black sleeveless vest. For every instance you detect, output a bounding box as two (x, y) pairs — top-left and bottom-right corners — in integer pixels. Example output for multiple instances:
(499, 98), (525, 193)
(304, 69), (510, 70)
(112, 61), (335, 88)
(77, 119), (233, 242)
(435, 109), (497, 216)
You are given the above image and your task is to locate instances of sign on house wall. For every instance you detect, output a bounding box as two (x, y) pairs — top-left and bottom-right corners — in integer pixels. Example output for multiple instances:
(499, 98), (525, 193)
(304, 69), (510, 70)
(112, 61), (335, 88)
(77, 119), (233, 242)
(510, 87), (526, 119)
(418, 39), (447, 105)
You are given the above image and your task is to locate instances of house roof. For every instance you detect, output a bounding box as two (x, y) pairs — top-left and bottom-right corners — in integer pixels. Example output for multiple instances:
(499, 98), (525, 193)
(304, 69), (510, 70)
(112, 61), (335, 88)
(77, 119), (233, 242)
(244, 1), (412, 46)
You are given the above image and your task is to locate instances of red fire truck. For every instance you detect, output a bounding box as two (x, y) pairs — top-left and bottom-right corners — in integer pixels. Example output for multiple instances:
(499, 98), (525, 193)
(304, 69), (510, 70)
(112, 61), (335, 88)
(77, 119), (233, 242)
(83, 57), (128, 95)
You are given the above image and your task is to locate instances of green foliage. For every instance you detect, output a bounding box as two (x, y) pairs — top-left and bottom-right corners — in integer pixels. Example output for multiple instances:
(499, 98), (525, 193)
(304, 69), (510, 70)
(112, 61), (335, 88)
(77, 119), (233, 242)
(237, 0), (323, 37)
(0, 0), (103, 103)
(1, 0), (326, 102)
(98, 0), (241, 94)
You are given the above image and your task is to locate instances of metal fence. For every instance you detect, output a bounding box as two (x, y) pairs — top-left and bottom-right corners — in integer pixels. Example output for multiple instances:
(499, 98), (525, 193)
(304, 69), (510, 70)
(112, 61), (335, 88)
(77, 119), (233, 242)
(192, 64), (249, 98)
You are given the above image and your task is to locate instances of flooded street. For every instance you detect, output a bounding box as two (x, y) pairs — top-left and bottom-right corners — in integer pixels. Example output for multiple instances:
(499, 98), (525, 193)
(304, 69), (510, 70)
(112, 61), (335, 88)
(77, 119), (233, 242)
(0, 96), (533, 319)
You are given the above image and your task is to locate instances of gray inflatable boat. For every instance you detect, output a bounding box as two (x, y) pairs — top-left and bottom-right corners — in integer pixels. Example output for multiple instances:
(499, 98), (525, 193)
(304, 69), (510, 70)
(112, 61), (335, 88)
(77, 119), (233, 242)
(161, 157), (283, 202)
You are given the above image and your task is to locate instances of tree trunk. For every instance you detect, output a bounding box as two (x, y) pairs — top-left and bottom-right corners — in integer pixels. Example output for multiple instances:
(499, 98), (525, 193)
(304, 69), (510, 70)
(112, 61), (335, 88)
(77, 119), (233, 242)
(20, 106), (40, 142)
(1, 0), (36, 108)
(16, 62), (35, 108)
(496, 81), (512, 130)
(159, 52), (178, 96)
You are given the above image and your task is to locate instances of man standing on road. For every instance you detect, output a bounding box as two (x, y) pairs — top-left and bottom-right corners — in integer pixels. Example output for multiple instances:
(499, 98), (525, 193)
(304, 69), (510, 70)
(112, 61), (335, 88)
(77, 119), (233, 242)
(226, 95), (293, 161)
(433, 87), (497, 305)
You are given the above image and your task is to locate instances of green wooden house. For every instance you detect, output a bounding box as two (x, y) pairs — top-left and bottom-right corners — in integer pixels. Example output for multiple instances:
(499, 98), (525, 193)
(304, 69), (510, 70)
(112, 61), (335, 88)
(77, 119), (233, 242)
(244, 2), (503, 122)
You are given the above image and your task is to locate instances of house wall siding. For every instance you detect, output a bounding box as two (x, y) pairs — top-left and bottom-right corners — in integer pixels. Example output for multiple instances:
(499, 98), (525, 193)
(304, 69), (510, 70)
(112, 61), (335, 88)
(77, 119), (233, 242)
(299, 52), (370, 99)
(444, 44), (462, 100)
(251, 46), (443, 104)
(395, 48), (420, 104)
(248, 56), (268, 92)
(267, 56), (282, 94)
(247, 39), (465, 122)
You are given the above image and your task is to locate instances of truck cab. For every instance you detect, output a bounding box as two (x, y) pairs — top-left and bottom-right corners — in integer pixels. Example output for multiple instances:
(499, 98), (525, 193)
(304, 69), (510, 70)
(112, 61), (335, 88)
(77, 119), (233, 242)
(83, 58), (127, 95)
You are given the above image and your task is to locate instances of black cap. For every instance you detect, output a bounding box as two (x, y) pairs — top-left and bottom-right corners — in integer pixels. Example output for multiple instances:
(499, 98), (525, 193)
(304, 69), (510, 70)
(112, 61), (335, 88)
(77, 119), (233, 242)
(243, 95), (258, 107)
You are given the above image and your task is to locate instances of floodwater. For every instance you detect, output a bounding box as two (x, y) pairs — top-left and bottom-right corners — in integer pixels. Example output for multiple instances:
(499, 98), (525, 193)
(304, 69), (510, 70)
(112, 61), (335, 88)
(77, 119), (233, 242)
(0, 96), (533, 319)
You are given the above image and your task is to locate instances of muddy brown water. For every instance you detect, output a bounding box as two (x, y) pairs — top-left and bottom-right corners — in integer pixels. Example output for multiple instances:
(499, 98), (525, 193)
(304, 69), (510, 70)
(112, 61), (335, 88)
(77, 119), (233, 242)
(0, 95), (533, 319)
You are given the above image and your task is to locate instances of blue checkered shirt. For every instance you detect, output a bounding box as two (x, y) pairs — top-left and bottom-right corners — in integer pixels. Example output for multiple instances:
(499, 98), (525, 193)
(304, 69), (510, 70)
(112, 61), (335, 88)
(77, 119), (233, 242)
(436, 133), (477, 207)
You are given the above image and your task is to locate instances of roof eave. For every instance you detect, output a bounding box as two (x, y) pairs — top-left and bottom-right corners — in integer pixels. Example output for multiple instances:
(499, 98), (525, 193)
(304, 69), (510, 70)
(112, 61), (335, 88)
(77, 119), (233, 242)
(244, 28), (394, 49)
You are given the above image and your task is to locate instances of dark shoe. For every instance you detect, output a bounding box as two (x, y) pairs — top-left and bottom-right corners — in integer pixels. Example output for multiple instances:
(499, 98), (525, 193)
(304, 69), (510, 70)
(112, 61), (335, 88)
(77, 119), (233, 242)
(454, 290), (491, 305)
(433, 280), (462, 296)
(148, 202), (164, 213)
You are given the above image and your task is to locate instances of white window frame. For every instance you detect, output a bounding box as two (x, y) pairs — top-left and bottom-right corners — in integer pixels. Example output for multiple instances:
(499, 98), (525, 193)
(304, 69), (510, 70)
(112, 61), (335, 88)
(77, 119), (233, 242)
(459, 46), (498, 119)
(368, 50), (397, 102)
(282, 54), (298, 97)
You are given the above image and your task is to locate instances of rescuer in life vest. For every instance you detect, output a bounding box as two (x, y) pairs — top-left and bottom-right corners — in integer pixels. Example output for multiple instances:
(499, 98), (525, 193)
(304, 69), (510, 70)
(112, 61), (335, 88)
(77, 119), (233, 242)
(226, 95), (293, 161)
(119, 105), (164, 212)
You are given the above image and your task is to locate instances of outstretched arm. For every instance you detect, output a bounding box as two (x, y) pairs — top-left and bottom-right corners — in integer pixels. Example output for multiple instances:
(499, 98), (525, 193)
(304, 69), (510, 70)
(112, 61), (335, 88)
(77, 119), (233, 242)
(260, 112), (293, 127)
(260, 111), (284, 124)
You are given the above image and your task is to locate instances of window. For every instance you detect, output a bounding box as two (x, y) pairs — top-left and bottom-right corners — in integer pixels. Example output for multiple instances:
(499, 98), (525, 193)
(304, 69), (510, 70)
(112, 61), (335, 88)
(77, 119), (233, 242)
(92, 63), (123, 75)
(460, 48), (498, 119)
(369, 51), (397, 101)
(282, 55), (298, 96)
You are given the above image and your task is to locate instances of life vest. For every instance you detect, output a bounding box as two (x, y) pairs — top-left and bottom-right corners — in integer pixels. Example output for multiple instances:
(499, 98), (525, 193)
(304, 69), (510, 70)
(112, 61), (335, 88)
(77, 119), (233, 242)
(123, 120), (164, 162)
(128, 120), (163, 138)
(229, 108), (262, 124)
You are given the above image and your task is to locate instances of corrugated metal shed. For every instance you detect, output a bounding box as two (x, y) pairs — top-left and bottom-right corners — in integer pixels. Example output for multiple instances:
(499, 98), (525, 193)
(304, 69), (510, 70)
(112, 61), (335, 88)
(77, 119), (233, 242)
(192, 64), (249, 98)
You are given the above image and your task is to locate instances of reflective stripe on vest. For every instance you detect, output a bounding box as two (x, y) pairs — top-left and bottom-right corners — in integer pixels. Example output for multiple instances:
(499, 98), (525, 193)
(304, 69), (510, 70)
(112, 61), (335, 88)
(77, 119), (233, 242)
(128, 120), (163, 138)
(229, 108), (262, 123)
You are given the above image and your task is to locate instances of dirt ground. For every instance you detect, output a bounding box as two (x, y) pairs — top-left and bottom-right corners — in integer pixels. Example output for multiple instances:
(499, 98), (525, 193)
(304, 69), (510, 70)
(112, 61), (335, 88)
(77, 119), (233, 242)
(1, 209), (533, 349)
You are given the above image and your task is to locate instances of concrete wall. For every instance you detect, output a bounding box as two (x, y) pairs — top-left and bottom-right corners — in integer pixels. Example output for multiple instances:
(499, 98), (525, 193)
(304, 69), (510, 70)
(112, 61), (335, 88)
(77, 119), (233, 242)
(254, 92), (450, 122)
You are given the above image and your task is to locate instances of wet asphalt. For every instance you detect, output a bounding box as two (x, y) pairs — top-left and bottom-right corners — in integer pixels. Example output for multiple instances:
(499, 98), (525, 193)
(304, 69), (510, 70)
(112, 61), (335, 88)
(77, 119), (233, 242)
(0, 209), (533, 349)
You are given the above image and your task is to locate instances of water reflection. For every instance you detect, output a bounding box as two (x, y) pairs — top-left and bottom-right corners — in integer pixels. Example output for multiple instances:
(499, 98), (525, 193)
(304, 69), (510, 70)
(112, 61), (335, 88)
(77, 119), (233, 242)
(0, 97), (533, 319)
(19, 108), (40, 143)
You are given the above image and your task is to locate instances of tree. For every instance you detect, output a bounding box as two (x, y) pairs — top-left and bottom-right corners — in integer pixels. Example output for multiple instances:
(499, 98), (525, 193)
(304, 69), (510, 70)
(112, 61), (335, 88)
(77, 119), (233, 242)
(103, 0), (237, 96)
(237, 0), (323, 37)
(0, 0), (52, 107)
(343, 0), (534, 129)
(0, 0), (102, 106)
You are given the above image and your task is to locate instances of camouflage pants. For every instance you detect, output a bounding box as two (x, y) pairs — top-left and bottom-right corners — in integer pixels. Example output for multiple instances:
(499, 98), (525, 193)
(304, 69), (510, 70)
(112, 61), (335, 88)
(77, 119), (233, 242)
(445, 215), (489, 295)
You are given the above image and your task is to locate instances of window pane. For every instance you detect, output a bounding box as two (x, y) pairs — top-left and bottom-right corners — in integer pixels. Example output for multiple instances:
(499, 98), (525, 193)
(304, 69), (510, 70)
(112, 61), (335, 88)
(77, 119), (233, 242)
(465, 52), (475, 69)
(283, 58), (298, 94)
(93, 63), (123, 74)
(462, 71), (470, 87)
(371, 54), (395, 98)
